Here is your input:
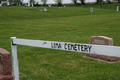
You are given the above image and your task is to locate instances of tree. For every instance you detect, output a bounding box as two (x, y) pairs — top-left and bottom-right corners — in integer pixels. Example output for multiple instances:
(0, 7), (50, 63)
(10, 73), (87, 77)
(36, 1), (39, 6)
(79, 0), (85, 5)
(30, 0), (36, 6)
(12, 0), (23, 6)
(106, 0), (111, 3)
(118, 0), (120, 3)
(41, 0), (47, 6)
(72, 0), (77, 5)
(96, 0), (103, 4)
(53, 0), (62, 7)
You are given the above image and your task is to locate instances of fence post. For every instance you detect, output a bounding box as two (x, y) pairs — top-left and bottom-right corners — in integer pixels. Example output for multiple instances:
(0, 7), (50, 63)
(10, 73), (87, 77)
(11, 37), (19, 80)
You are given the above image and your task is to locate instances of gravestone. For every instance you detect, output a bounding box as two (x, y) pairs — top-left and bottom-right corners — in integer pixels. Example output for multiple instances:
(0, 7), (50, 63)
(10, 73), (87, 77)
(0, 4), (2, 7)
(90, 7), (94, 13)
(86, 36), (119, 62)
(117, 6), (119, 12)
(44, 8), (47, 11)
(0, 48), (13, 80)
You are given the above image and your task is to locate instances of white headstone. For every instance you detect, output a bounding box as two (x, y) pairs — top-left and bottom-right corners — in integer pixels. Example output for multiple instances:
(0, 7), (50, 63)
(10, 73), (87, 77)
(90, 7), (94, 13)
(0, 4), (2, 7)
(19, 4), (20, 6)
(117, 6), (119, 12)
(44, 8), (47, 11)
(64, 6), (66, 7)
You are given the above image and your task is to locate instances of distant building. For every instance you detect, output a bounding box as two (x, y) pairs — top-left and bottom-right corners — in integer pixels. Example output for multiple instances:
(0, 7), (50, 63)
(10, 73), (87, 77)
(1, 1), (11, 6)
(1, 1), (7, 6)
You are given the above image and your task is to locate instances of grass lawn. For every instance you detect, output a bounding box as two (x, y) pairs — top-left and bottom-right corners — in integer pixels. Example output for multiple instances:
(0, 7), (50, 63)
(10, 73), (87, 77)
(0, 6), (120, 80)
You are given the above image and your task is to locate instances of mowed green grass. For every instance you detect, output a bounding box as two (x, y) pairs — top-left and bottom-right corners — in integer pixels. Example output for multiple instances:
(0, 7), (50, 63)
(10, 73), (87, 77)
(0, 6), (120, 80)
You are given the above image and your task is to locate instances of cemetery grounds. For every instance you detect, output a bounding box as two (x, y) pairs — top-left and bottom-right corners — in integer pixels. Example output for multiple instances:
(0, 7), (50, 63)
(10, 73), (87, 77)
(0, 4), (120, 80)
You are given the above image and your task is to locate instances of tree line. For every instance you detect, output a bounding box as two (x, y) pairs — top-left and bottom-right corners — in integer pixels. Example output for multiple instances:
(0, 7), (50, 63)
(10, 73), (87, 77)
(0, 0), (120, 6)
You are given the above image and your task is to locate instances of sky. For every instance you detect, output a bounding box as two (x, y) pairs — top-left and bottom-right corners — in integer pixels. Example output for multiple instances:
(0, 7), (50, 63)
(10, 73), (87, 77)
(23, 0), (96, 4)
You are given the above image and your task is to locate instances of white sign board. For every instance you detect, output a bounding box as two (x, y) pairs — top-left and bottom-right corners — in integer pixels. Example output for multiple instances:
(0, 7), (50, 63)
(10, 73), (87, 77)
(12, 38), (120, 57)
(11, 37), (120, 80)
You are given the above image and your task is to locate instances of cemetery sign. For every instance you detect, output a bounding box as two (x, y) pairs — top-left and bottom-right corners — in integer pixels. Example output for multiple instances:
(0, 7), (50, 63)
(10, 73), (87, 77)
(11, 37), (120, 80)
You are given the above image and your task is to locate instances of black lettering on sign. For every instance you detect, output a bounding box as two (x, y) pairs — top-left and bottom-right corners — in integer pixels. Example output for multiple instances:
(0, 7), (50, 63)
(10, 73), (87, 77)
(51, 43), (62, 49)
(64, 43), (92, 53)
(88, 46), (92, 52)
(73, 44), (77, 51)
(64, 43), (67, 49)
(81, 45), (92, 52)
(81, 45), (84, 51)
(78, 44), (81, 51)
(51, 42), (92, 53)
(68, 44), (71, 50)
(84, 45), (88, 52)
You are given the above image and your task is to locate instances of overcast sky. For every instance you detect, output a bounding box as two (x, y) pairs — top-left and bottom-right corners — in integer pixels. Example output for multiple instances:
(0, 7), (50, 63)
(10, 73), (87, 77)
(23, 0), (96, 4)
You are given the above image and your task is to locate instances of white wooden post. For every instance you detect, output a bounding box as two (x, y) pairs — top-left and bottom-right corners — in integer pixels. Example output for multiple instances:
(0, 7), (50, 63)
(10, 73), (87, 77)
(11, 37), (19, 80)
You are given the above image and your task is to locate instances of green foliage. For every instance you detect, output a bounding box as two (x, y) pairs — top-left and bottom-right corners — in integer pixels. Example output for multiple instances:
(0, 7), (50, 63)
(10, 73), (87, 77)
(79, 0), (86, 5)
(0, 6), (120, 80)
(53, 0), (62, 7)
(30, 0), (36, 4)
(72, 0), (77, 5)
(96, 0), (103, 4)
(106, 0), (111, 3)
(41, 0), (47, 6)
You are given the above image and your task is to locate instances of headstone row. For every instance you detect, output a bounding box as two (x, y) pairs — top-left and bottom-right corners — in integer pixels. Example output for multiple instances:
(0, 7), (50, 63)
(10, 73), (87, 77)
(90, 6), (119, 12)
